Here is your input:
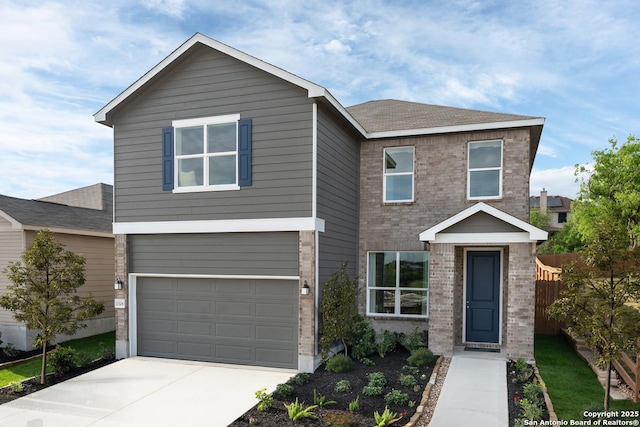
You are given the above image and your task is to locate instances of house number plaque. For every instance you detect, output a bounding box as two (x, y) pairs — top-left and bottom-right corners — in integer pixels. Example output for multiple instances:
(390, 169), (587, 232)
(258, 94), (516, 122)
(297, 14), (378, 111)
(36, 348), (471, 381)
(114, 298), (126, 309)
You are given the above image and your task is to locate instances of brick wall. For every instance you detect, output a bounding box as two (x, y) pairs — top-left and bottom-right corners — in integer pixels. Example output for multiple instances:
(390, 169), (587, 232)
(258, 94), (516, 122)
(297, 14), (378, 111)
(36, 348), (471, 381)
(506, 242), (536, 360)
(114, 233), (128, 359)
(298, 230), (316, 372)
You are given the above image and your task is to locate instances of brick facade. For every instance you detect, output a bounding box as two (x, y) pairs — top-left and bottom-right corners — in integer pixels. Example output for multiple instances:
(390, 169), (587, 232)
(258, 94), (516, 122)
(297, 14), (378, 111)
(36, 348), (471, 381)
(298, 230), (317, 372)
(358, 128), (538, 359)
(114, 233), (128, 359)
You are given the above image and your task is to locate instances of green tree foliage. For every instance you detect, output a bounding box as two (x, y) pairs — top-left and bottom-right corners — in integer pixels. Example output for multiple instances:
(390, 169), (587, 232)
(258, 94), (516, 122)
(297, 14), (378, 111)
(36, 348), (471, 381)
(574, 135), (640, 250)
(0, 230), (105, 384)
(319, 263), (359, 358)
(536, 218), (585, 254)
(529, 209), (550, 230)
(547, 222), (640, 410)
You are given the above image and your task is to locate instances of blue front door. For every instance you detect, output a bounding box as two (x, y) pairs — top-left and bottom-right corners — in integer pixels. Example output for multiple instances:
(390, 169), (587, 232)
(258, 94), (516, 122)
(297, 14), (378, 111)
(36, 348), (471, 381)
(465, 251), (500, 343)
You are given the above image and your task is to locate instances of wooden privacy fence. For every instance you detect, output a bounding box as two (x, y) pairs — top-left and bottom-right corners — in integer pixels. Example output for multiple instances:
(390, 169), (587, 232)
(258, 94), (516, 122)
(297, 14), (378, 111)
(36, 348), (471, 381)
(534, 258), (564, 335)
(613, 348), (640, 403)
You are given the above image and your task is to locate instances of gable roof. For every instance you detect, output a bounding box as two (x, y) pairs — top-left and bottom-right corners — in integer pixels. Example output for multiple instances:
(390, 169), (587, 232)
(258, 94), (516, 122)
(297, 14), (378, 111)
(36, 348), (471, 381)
(419, 202), (547, 243)
(94, 33), (544, 147)
(0, 193), (113, 236)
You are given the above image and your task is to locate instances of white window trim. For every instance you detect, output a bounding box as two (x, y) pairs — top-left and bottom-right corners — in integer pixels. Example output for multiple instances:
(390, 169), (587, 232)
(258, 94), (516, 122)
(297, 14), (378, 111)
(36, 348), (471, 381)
(383, 146), (415, 203)
(366, 251), (428, 318)
(467, 139), (503, 200)
(173, 114), (241, 193)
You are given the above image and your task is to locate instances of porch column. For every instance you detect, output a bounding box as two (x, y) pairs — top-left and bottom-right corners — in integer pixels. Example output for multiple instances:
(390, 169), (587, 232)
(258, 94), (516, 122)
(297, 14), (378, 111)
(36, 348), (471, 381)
(506, 242), (536, 361)
(428, 243), (456, 357)
(298, 230), (316, 372)
(114, 233), (129, 359)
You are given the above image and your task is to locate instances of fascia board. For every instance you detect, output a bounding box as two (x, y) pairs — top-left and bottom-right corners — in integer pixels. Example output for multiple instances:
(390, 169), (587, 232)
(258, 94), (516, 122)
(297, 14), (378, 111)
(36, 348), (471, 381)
(366, 118), (545, 139)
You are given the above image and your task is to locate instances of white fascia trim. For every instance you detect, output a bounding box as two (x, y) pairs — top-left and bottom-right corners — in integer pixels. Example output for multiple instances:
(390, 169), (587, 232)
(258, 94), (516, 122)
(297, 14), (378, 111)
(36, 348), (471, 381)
(366, 118), (545, 139)
(432, 232), (532, 244)
(113, 217), (326, 234)
(22, 225), (113, 238)
(419, 202), (547, 242)
(95, 33), (327, 125)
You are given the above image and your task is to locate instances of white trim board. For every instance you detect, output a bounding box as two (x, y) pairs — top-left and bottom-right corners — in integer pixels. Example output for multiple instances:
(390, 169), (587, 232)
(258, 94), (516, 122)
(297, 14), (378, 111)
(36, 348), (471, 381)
(113, 217), (326, 234)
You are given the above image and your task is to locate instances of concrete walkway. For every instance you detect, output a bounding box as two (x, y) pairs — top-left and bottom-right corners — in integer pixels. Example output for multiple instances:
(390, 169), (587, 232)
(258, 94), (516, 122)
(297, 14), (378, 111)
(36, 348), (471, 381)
(0, 357), (294, 427)
(428, 350), (508, 427)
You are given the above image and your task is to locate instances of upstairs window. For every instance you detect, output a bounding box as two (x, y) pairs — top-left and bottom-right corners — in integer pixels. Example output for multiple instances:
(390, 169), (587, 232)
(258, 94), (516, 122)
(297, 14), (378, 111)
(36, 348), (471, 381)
(162, 114), (252, 192)
(468, 140), (502, 199)
(383, 147), (414, 203)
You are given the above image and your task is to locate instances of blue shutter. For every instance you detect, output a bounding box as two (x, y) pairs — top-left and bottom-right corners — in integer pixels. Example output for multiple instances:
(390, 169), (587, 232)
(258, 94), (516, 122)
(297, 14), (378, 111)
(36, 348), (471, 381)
(238, 119), (252, 187)
(162, 127), (174, 191)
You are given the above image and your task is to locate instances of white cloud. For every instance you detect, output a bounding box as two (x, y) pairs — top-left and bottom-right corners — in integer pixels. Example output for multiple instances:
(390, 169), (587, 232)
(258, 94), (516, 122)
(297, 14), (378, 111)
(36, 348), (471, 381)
(530, 166), (590, 199)
(142, 0), (186, 18)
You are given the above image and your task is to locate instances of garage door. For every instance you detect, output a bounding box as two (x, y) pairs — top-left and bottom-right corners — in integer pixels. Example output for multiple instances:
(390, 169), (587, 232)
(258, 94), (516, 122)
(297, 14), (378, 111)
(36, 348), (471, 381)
(136, 277), (298, 369)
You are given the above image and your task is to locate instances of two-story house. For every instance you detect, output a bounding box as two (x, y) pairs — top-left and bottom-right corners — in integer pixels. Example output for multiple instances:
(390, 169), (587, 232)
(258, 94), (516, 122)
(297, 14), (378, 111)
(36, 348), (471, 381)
(95, 33), (546, 372)
(530, 189), (573, 231)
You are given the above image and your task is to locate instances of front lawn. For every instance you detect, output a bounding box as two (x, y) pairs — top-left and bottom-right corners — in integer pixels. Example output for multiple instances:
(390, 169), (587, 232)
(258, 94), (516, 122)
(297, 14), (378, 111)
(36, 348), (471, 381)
(535, 334), (640, 421)
(0, 331), (115, 388)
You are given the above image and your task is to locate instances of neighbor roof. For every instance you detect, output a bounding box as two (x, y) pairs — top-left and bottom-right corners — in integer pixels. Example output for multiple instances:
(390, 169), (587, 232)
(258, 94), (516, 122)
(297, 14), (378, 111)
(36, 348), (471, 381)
(0, 194), (112, 235)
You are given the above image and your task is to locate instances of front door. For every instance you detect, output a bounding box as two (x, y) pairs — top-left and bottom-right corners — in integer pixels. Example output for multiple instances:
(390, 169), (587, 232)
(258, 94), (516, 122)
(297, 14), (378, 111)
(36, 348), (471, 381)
(465, 250), (500, 343)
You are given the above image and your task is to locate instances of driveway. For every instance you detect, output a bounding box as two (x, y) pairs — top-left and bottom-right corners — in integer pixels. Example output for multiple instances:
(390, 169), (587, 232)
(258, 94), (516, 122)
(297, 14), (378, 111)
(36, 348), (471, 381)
(0, 357), (295, 427)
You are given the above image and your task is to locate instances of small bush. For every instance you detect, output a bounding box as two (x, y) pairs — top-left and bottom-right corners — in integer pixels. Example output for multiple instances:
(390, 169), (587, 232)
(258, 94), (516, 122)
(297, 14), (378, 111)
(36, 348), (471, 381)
(407, 347), (436, 367)
(313, 388), (337, 407)
(75, 351), (93, 367)
(325, 354), (353, 373)
(384, 388), (409, 405)
(401, 365), (419, 375)
(347, 315), (376, 360)
(100, 343), (115, 360)
(348, 395), (360, 412)
(517, 398), (542, 421)
(367, 372), (387, 387)
(284, 398), (318, 421)
(399, 374), (417, 387)
(288, 372), (310, 385)
(255, 388), (273, 412)
(275, 383), (294, 397)
(334, 379), (352, 393)
(376, 330), (397, 358)
(362, 384), (383, 396)
(360, 357), (375, 367)
(48, 346), (78, 375)
(399, 327), (428, 351)
(523, 380), (543, 406)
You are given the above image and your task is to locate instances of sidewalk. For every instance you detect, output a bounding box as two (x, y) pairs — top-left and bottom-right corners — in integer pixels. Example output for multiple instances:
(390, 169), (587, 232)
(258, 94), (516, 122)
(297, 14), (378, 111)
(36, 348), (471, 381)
(428, 349), (508, 427)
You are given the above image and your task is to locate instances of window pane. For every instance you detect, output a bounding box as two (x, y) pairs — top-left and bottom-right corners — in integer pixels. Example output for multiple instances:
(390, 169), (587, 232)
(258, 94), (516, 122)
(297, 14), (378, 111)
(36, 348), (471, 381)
(384, 147), (413, 173)
(369, 289), (395, 314)
(469, 170), (500, 197)
(368, 252), (397, 287)
(399, 252), (428, 288)
(469, 141), (501, 169)
(385, 175), (413, 201)
(400, 290), (427, 315)
(176, 126), (204, 155)
(178, 158), (203, 186)
(207, 123), (236, 153)
(209, 155), (236, 185)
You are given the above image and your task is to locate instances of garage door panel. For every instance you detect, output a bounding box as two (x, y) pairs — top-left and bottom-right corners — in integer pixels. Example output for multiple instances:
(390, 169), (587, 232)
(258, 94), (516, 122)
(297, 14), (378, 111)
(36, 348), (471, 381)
(137, 277), (298, 369)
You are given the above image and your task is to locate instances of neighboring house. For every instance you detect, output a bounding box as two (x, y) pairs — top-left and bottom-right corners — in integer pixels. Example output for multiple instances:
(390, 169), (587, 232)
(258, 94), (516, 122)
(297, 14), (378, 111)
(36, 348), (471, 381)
(530, 189), (573, 231)
(94, 33), (547, 371)
(0, 183), (115, 350)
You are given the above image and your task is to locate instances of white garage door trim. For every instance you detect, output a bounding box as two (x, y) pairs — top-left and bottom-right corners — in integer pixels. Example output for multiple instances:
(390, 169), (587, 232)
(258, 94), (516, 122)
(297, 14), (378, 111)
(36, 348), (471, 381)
(128, 273), (300, 360)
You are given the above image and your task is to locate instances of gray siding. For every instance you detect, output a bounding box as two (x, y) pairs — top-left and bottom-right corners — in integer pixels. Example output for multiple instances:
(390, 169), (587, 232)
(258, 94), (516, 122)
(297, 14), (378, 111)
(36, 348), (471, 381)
(129, 232), (299, 276)
(112, 44), (314, 223)
(316, 105), (360, 284)
(442, 211), (523, 234)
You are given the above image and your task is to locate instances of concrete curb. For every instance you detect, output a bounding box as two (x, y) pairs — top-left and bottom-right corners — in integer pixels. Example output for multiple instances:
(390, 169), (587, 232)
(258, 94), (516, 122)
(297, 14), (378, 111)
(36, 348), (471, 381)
(404, 355), (444, 427)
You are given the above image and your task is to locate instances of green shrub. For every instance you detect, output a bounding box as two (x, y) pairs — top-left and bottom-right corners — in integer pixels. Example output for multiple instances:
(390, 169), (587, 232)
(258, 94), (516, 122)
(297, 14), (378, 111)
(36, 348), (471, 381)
(75, 351), (93, 367)
(362, 384), (383, 396)
(384, 388), (409, 405)
(348, 395), (360, 412)
(398, 327), (428, 351)
(373, 406), (402, 427)
(517, 398), (542, 421)
(407, 347), (436, 367)
(347, 315), (376, 359)
(313, 388), (336, 407)
(523, 380), (543, 406)
(275, 383), (294, 397)
(284, 398), (318, 421)
(360, 357), (375, 367)
(376, 330), (397, 358)
(399, 374), (417, 387)
(48, 346), (78, 375)
(401, 365), (419, 375)
(325, 354), (353, 373)
(334, 379), (352, 393)
(287, 372), (310, 385)
(367, 372), (387, 387)
(255, 388), (273, 412)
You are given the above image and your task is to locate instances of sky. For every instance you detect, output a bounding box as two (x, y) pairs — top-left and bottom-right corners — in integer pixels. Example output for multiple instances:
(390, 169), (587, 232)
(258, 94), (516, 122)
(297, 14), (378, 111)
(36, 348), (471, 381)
(1, 0), (639, 200)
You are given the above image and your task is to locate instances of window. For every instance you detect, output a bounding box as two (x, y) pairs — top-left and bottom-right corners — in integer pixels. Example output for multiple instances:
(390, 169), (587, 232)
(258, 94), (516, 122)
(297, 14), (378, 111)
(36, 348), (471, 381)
(468, 140), (502, 199)
(558, 212), (567, 224)
(367, 251), (428, 317)
(383, 147), (414, 203)
(162, 114), (252, 192)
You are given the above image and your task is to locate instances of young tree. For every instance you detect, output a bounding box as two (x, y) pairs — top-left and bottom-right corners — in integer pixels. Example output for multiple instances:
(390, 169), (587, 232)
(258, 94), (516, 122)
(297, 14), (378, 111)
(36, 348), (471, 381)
(548, 221), (640, 410)
(319, 263), (359, 358)
(0, 230), (105, 384)
(573, 135), (640, 250)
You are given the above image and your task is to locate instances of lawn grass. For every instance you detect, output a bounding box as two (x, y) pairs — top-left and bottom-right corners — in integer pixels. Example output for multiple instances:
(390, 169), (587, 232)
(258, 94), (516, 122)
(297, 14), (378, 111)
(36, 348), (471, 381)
(0, 331), (115, 387)
(535, 334), (640, 421)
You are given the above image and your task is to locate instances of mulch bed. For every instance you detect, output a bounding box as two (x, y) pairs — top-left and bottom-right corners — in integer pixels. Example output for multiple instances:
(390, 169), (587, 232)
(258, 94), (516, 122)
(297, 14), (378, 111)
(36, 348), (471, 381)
(229, 348), (435, 427)
(0, 356), (115, 405)
(507, 359), (549, 426)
